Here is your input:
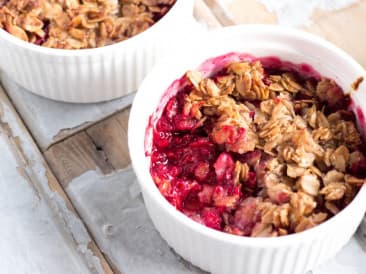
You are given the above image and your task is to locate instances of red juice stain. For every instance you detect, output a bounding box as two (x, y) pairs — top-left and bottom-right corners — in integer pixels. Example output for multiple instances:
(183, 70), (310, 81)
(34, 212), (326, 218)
(257, 56), (282, 69)
(349, 98), (366, 136)
(356, 107), (366, 130)
(145, 74), (187, 155)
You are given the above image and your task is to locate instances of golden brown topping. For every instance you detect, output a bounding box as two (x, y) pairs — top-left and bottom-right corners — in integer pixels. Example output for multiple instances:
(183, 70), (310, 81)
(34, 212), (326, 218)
(234, 161), (249, 184)
(325, 201), (340, 215)
(351, 76), (364, 91)
(267, 183), (292, 204)
(228, 61), (270, 101)
(0, 0), (176, 49)
(320, 182), (346, 201)
(323, 170), (344, 185)
(297, 174), (320, 196)
(287, 164), (306, 178)
(345, 175), (365, 185)
(330, 145), (349, 172)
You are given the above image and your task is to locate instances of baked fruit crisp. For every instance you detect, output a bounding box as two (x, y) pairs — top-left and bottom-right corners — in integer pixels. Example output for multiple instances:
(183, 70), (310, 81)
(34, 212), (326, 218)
(0, 0), (176, 49)
(150, 56), (366, 237)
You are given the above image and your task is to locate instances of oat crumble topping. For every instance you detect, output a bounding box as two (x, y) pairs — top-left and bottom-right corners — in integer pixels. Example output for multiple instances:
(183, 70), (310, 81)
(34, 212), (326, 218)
(150, 58), (366, 237)
(0, 0), (176, 49)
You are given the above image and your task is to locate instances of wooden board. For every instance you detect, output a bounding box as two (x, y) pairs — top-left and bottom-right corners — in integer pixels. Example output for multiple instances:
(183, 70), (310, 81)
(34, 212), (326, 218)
(0, 84), (113, 274)
(45, 108), (131, 188)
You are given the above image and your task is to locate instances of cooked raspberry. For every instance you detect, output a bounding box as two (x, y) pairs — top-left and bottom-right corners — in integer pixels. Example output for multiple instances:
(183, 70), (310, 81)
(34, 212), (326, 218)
(236, 150), (262, 168)
(202, 208), (222, 230)
(173, 114), (199, 131)
(198, 185), (215, 204)
(212, 185), (241, 209)
(213, 152), (235, 184)
(212, 125), (245, 145)
(153, 131), (173, 149)
(194, 162), (210, 181)
(233, 198), (260, 236)
(244, 172), (257, 188)
(165, 97), (179, 119)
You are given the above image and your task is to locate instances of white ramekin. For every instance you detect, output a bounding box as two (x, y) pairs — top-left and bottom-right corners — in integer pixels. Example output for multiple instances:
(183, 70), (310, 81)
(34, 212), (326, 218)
(0, 0), (194, 103)
(129, 25), (366, 274)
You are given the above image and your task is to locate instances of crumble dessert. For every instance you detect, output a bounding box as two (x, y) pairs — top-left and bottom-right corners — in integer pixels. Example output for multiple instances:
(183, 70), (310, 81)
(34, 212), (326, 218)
(0, 0), (176, 49)
(150, 56), (366, 237)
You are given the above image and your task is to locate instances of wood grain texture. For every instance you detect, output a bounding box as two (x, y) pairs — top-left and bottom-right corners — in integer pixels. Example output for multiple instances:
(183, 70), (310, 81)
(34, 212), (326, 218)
(0, 85), (114, 274)
(86, 108), (131, 171)
(1, 72), (135, 152)
(44, 108), (131, 188)
(44, 131), (115, 187)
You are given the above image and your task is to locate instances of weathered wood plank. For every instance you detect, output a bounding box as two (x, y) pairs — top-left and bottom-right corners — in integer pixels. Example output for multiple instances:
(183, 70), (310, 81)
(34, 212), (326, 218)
(0, 72), (135, 152)
(86, 108), (131, 172)
(0, 128), (91, 274)
(44, 131), (115, 188)
(66, 169), (206, 274)
(44, 108), (131, 188)
(0, 85), (114, 274)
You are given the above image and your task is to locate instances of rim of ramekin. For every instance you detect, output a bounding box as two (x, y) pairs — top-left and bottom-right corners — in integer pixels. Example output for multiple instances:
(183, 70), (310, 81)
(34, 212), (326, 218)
(0, 0), (188, 57)
(129, 24), (366, 247)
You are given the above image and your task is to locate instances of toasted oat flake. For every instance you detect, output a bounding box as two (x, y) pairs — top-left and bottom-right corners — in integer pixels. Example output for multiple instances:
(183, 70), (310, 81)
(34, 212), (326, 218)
(351, 76), (364, 91)
(151, 57), (366, 237)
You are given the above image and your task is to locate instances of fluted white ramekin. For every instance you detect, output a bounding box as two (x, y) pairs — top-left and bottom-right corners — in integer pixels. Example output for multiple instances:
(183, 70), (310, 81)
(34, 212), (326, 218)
(129, 25), (366, 274)
(0, 0), (194, 103)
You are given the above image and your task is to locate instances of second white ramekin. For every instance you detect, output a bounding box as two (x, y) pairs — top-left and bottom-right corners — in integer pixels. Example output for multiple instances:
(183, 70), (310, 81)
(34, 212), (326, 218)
(129, 25), (366, 274)
(0, 0), (194, 103)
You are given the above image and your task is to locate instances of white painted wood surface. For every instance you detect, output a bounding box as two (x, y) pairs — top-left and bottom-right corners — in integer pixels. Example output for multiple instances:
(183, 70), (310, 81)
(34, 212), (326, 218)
(0, 91), (105, 274)
(66, 169), (206, 274)
(0, 135), (91, 274)
(0, 73), (135, 151)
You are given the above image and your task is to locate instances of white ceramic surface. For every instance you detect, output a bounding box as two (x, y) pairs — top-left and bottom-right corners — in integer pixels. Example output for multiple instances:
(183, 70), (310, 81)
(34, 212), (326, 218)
(0, 0), (194, 103)
(129, 25), (366, 274)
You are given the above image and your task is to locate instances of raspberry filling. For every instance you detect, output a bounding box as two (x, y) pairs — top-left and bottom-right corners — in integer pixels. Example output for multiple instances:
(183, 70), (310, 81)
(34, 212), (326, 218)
(149, 53), (366, 237)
